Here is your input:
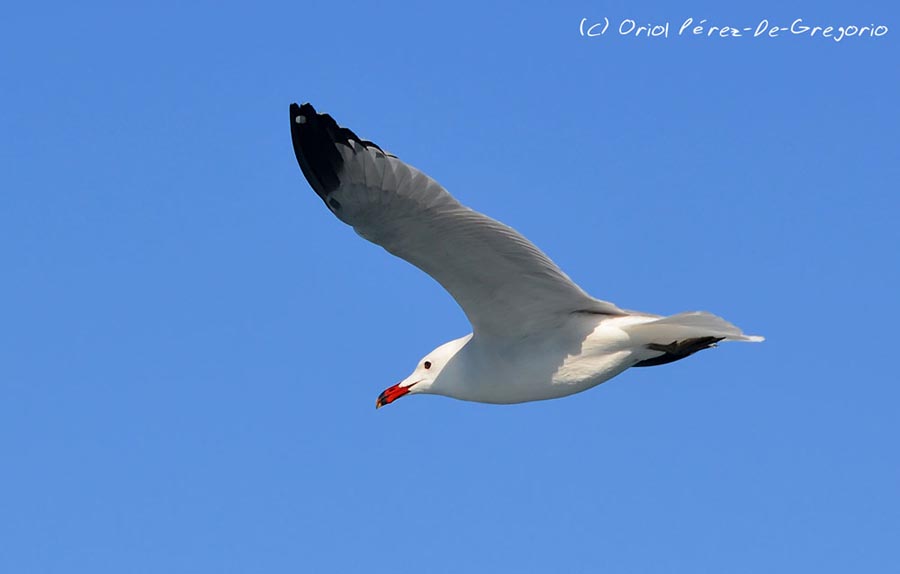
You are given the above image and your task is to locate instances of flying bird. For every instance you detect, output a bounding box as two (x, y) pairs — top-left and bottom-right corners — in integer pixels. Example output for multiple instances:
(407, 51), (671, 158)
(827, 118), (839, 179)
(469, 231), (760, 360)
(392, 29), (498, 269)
(289, 102), (763, 409)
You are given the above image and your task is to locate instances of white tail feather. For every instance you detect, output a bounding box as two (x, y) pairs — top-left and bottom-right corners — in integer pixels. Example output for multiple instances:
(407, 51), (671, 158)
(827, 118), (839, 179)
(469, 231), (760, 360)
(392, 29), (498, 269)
(626, 311), (764, 344)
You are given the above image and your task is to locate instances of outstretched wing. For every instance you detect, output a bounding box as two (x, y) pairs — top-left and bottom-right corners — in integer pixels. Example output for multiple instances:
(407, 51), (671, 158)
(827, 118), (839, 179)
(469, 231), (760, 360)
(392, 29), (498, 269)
(289, 102), (623, 338)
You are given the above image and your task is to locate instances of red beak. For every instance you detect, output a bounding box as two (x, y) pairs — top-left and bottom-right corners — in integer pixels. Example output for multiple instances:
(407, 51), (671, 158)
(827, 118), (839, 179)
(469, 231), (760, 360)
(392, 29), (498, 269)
(376, 382), (417, 409)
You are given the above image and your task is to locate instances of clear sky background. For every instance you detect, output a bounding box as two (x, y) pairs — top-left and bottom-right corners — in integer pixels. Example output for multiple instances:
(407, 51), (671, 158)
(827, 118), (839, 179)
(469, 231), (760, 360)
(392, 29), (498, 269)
(2, 1), (898, 572)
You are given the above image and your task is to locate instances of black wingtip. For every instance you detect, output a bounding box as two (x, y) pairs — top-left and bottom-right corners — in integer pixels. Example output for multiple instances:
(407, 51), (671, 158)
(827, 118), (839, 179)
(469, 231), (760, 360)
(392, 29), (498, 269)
(289, 102), (344, 202)
(289, 102), (391, 205)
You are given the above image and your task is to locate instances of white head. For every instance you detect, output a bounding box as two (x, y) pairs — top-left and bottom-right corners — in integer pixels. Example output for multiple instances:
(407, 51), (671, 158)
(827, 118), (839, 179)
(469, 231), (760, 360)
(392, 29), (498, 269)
(375, 335), (472, 409)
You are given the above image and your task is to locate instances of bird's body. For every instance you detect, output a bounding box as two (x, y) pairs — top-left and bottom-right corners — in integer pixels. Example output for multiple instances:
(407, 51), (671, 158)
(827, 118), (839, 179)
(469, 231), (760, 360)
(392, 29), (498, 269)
(288, 102), (763, 408)
(437, 316), (635, 404)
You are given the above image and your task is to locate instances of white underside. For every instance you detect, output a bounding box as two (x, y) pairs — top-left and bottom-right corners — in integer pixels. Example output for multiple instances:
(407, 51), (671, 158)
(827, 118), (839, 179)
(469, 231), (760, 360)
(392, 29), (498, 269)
(426, 311), (763, 404)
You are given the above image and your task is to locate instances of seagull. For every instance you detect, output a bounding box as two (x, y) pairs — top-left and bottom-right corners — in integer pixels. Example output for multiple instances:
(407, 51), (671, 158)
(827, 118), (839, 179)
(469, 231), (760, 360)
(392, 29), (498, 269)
(289, 102), (763, 409)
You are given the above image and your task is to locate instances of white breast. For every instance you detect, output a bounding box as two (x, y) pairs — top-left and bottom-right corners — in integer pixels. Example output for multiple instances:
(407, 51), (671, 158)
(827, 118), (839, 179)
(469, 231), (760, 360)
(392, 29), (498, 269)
(447, 315), (652, 404)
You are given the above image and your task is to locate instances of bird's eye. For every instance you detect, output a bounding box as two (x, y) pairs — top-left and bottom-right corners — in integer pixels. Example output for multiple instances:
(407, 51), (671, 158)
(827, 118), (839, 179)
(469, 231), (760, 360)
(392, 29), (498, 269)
(423, 361), (432, 369)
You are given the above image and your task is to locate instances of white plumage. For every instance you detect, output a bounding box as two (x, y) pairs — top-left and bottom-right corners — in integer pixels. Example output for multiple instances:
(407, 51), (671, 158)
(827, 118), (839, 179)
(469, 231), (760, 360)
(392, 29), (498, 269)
(289, 103), (763, 407)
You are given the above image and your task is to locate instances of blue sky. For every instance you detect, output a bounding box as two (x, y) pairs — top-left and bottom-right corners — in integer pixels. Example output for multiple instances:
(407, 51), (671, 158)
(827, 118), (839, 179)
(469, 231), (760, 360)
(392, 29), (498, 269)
(2, 0), (898, 572)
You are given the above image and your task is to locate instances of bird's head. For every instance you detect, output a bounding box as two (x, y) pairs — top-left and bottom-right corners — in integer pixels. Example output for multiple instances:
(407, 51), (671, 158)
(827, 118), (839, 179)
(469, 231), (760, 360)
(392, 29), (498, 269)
(376, 335), (472, 409)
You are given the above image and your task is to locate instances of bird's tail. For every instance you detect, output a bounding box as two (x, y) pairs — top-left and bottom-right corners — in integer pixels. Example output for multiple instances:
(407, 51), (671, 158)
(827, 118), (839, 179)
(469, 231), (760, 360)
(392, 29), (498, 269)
(628, 311), (764, 343)
(624, 311), (763, 368)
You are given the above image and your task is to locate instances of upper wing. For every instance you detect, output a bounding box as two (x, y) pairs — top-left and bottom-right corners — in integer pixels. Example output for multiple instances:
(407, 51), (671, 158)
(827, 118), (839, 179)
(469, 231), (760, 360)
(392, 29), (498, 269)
(289, 102), (624, 338)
